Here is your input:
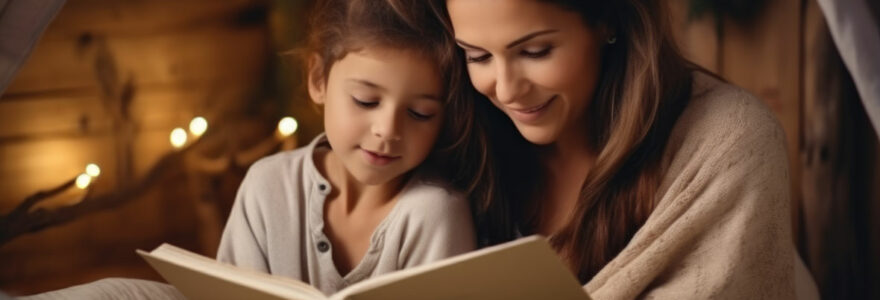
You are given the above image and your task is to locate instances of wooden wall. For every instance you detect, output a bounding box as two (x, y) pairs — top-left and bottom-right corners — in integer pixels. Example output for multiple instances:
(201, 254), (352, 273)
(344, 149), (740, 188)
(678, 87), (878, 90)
(671, 0), (880, 298)
(0, 0), (277, 295)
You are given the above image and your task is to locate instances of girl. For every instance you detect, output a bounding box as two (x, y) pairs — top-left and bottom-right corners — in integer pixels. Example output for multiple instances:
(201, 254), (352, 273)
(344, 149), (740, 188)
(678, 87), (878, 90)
(21, 0), (479, 298)
(430, 0), (817, 298)
(215, 0), (478, 294)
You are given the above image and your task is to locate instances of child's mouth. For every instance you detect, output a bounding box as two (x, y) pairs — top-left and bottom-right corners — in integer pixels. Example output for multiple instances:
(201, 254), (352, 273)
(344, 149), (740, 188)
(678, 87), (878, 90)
(360, 148), (401, 166)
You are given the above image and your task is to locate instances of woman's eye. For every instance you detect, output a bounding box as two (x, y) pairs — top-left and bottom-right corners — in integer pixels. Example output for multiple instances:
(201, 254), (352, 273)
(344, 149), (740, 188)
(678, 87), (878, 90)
(465, 53), (491, 63)
(408, 109), (434, 121)
(521, 47), (552, 58)
(352, 97), (378, 108)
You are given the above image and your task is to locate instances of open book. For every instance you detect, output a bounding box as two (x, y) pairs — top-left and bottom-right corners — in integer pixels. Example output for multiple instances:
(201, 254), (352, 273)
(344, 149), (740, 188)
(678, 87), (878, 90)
(136, 235), (591, 300)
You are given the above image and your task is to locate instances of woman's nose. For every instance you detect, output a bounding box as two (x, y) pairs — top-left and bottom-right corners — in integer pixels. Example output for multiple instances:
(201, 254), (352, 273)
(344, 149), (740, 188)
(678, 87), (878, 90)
(494, 62), (529, 104)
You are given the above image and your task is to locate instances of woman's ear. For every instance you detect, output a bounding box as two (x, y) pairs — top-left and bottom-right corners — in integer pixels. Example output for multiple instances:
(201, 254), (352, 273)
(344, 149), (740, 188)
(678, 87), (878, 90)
(307, 54), (327, 105)
(601, 23), (617, 44)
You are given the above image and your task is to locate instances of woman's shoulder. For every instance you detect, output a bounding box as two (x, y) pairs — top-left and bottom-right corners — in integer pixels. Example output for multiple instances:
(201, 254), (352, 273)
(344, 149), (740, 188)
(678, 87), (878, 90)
(667, 71), (787, 156)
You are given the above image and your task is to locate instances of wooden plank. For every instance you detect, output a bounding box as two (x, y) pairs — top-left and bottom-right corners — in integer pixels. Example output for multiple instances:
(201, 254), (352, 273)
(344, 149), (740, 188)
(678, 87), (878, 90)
(0, 128), (205, 283)
(0, 135), (118, 213)
(0, 179), (201, 288)
(44, 0), (266, 37)
(800, 2), (880, 298)
(668, 0), (720, 72)
(719, 0), (803, 241)
(799, 0), (827, 281)
(0, 122), (252, 212)
(4, 25), (268, 95)
(0, 82), (256, 139)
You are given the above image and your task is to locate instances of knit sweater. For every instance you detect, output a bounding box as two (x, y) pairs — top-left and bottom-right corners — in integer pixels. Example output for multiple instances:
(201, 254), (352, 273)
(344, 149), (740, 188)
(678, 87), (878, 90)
(584, 72), (804, 299)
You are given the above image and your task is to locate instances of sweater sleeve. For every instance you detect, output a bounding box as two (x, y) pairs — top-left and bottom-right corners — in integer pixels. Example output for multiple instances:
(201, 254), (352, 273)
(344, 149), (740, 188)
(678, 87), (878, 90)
(585, 79), (797, 299)
(215, 161), (271, 272)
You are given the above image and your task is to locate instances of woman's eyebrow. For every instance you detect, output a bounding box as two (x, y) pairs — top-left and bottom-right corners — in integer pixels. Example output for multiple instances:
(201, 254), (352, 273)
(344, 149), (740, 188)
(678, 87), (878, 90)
(456, 29), (559, 50)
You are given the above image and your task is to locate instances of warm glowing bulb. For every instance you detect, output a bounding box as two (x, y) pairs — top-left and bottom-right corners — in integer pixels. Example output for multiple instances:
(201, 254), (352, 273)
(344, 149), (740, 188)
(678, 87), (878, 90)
(189, 116), (208, 137)
(170, 128), (188, 148)
(75, 173), (92, 189)
(278, 117), (298, 137)
(85, 163), (101, 178)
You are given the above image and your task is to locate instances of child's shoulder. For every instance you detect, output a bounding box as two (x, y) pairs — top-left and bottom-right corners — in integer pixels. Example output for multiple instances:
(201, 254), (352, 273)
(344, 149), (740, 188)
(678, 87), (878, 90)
(389, 179), (475, 246)
(245, 133), (327, 181)
(395, 179), (470, 221)
(246, 147), (311, 180)
(239, 142), (325, 202)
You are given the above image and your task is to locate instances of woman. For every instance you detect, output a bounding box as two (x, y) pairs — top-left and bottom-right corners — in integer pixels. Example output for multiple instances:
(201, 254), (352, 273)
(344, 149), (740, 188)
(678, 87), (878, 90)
(430, 0), (816, 298)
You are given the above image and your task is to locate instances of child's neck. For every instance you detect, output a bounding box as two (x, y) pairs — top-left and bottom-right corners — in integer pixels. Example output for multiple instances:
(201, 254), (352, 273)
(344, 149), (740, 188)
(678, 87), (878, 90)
(315, 147), (408, 275)
(319, 148), (407, 214)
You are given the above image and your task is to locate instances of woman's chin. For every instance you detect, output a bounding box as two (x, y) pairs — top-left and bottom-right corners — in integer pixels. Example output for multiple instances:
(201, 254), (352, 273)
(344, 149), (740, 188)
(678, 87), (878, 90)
(513, 123), (559, 145)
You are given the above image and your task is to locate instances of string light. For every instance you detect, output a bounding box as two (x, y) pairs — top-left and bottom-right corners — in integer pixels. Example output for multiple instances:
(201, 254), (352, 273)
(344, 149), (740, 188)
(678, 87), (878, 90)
(85, 163), (101, 178)
(189, 116), (208, 137)
(170, 127), (188, 149)
(75, 173), (92, 189)
(278, 117), (298, 137)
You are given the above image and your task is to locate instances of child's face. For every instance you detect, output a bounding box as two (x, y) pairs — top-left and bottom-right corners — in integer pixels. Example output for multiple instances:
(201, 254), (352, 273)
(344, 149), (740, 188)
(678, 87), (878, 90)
(309, 47), (444, 185)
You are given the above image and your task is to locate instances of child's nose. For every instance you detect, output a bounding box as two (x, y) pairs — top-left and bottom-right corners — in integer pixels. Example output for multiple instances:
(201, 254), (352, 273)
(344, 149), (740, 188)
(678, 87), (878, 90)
(371, 113), (402, 142)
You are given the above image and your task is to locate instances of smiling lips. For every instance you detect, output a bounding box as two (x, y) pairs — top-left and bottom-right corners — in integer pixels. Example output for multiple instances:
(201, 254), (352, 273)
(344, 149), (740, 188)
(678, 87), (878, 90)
(361, 148), (401, 166)
(507, 95), (556, 123)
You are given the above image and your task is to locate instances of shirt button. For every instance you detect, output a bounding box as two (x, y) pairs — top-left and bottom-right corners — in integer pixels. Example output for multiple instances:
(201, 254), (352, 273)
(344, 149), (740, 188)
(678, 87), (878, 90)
(318, 184), (327, 192)
(317, 241), (330, 253)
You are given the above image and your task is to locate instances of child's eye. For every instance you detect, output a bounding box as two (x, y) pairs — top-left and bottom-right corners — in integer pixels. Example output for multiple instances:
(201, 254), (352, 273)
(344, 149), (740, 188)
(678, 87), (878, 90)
(465, 53), (491, 64)
(408, 109), (434, 121)
(352, 97), (378, 108)
(521, 47), (552, 59)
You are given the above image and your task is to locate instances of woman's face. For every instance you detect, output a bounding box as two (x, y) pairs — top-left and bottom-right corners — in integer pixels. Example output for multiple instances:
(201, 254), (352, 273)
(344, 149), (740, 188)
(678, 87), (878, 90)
(447, 0), (603, 145)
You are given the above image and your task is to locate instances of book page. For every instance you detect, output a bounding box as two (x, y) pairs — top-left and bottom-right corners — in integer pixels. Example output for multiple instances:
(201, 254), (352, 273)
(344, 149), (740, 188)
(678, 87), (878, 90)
(331, 236), (590, 300)
(138, 244), (326, 300)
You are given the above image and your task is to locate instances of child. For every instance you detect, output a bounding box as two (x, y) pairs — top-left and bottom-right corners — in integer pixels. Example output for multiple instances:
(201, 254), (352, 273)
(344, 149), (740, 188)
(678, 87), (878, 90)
(20, 0), (478, 298)
(215, 0), (476, 295)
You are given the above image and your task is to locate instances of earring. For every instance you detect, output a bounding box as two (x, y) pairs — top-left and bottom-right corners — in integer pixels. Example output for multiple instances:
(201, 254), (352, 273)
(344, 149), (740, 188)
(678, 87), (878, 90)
(607, 36), (617, 44)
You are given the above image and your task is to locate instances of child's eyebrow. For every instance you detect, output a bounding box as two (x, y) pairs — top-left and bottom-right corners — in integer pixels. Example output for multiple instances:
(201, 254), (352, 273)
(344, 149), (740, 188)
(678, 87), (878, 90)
(348, 79), (441, 102)
(348, 79), (385, 91)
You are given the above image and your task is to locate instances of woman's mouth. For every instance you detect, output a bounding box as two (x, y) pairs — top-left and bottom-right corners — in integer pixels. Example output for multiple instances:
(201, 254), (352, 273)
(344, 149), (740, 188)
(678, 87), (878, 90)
(507, 96), (556, 123)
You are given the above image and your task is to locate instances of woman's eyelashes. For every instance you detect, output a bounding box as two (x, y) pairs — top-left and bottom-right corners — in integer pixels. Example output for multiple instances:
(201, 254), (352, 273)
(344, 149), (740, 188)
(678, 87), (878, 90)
(464, 46), (553, 64)
(465, 52), (491, 63)
(351, 96), (435, 121)
(521, 46), (552, 58)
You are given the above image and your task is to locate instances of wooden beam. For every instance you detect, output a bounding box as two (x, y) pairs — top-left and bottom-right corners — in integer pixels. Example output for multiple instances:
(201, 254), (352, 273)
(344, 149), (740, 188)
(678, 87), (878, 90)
(4, 26), (268, 95)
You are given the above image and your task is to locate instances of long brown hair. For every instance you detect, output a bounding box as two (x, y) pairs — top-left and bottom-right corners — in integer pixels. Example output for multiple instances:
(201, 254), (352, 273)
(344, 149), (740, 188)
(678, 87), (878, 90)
(297, 0), (488, 197)
(431, 0), (695, 283)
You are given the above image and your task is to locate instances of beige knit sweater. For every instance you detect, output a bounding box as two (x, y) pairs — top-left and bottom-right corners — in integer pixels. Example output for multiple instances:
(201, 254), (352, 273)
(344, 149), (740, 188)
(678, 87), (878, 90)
(584, 72), (802, 299)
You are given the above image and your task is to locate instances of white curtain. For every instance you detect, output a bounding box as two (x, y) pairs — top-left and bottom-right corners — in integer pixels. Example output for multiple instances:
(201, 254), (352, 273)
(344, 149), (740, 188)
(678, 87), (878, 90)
(817, 0), (880, 140)
(0, 0), (66, 95)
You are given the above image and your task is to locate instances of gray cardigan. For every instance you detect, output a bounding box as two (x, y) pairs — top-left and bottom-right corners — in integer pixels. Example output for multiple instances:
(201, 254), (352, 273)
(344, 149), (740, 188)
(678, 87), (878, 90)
(216, 133), (476, 295)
